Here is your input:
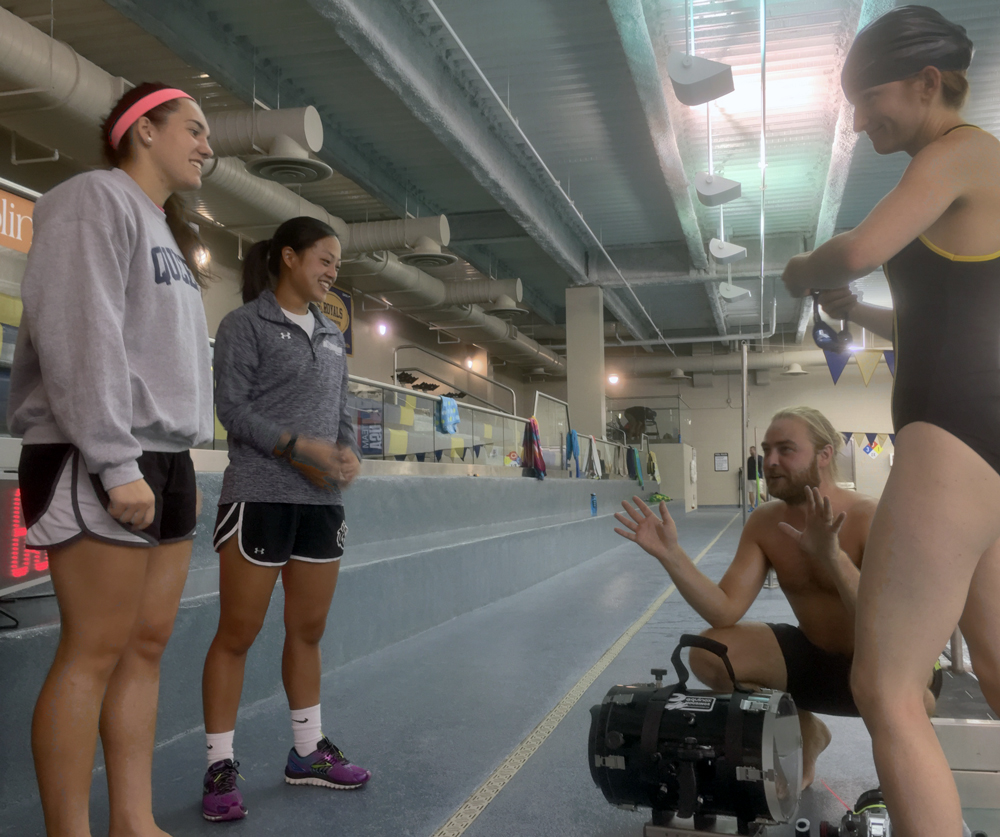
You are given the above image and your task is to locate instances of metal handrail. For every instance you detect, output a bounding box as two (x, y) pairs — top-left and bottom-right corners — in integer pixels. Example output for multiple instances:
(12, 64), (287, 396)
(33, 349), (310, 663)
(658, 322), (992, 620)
(393, 343), (516, 415)
(532, 390), (571, 426)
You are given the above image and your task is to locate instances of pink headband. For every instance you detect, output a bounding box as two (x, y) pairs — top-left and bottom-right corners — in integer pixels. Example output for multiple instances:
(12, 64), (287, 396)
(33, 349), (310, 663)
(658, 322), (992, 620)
(109, 88), (194, 150)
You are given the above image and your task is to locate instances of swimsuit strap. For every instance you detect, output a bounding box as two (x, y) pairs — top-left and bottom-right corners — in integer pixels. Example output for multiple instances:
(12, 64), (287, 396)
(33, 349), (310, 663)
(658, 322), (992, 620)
(942, 123), (980, 136)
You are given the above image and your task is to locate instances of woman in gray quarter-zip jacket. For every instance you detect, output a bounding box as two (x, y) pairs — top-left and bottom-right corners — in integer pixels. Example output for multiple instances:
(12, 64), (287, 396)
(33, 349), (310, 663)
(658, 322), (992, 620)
(8, 83), (214, 836)
(198, 216), (370, 823)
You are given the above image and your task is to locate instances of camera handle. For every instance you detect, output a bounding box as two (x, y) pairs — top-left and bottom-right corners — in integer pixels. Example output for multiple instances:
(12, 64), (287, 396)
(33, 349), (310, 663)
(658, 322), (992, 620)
(670, 633), (751, 693)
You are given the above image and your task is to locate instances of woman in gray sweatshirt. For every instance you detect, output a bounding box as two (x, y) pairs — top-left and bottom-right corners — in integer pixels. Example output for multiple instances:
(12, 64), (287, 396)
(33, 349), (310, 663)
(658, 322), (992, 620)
(7, 83), (214, 835)
(200, 216), (369, 822)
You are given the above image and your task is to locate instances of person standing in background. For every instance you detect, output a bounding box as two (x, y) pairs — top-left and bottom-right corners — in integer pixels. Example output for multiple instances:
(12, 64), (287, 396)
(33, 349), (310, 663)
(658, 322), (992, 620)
(747, 445), (765, 511)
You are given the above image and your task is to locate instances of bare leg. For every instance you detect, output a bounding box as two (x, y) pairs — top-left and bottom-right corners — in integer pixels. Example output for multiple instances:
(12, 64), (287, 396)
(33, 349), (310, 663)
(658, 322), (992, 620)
(689, 623), (831, 790)
(959, 538), (1000, 715)
(102, 541), (191, 837)
(202, 538), (280, 734)
(852, 423), (1000, 837)
(280, 558), (339, 710)
(32, 539), (150, 837)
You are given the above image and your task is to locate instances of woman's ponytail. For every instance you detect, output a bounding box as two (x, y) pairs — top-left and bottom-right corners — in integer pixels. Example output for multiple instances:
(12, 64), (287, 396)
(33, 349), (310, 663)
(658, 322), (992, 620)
(241, 239), (275, 303)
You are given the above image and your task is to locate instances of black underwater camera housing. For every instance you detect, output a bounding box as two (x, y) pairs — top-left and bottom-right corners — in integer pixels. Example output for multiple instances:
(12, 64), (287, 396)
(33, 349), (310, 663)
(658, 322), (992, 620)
(589, 634), (803, 836)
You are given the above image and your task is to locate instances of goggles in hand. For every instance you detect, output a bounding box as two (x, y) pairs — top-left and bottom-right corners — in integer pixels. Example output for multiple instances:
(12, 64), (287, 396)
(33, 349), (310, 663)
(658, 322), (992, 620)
(812, 293), (853, 353)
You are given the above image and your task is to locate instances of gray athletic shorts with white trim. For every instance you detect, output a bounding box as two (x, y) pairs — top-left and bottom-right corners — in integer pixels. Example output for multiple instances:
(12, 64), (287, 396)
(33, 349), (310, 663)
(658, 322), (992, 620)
(18, 444), (197, 549)
(213, 502), (346, 566)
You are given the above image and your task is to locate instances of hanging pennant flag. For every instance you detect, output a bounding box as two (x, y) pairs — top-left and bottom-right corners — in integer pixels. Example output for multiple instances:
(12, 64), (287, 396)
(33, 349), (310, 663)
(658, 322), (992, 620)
(883, 350), (895, 378)
(876, 433), (889, 448)
(855, 349), (883, 387)
(842, 432), (853, 446)
(889, 434), (896, 446)
(824, 350), (852, 384)
(853, 432), (868, 448)
(866, 433), (878, 446)
(474, 445), (482, 457)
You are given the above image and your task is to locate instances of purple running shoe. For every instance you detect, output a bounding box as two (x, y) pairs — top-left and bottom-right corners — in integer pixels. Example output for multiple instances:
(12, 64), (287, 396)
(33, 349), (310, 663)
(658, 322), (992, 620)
(284, 737), (371, 789)
(202, 759), (247, 822)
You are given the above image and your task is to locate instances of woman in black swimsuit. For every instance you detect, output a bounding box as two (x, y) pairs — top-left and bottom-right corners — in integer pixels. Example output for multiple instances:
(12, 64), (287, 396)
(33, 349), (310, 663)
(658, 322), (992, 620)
(782, 7), (1000, 836)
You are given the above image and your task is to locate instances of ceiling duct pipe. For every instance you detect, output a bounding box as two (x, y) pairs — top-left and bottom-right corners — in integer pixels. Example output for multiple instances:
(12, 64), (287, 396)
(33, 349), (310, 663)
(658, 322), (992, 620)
(0, 5), (127, 168)
(199, 156), (349, 241)
(341, 252), (564, 374)
(205, 106), (333, 184)
(442, 277), (522, 306)
(339, 250), (447, 309)
(342, 216), (452, 262)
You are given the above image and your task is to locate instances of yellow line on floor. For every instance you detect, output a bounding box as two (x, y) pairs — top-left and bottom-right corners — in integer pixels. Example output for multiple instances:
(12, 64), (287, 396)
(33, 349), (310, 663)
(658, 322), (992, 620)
(429, 512), (741, 837)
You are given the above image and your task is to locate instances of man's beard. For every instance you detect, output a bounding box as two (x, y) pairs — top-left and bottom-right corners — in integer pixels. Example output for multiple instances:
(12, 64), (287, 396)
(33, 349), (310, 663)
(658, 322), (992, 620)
(766, 456), (822, 505)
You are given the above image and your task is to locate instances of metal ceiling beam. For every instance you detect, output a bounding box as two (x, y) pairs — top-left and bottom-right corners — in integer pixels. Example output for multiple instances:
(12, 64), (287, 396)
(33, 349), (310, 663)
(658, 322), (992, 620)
(448, 211), (530, 246)
(624, 0), (730, 335)
(794, 0), (894, 343)
(103, 0), (640, 332)
(609, 0), (708, 271)
(607, 0), (725, 334)
(303, 0), (657, 345)
(589, 234), (806, 286)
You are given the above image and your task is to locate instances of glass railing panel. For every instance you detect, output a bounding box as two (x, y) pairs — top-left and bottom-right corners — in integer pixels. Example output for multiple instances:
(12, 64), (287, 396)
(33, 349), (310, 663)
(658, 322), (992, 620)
(503, 416), (526, 467)
(473, 411), (505, 467)
(532, 392), (569, 470)
(383, 388), (436, 462)
(347, 379), (386, 459)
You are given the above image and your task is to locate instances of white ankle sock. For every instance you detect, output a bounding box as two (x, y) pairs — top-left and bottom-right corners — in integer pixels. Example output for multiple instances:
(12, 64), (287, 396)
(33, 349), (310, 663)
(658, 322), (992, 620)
(291, 704), (323, 757)
(206, 730), (235, 766)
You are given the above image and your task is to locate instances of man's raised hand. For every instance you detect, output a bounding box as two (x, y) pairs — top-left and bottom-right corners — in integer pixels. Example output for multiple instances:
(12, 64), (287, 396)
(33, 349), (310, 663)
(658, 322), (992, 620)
(777, 485), (846, 563)
(614, 496), (679, 561)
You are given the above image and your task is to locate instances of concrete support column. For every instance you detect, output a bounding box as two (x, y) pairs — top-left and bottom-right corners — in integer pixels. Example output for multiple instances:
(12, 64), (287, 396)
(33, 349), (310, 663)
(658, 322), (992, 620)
(566, 286), (606, 437)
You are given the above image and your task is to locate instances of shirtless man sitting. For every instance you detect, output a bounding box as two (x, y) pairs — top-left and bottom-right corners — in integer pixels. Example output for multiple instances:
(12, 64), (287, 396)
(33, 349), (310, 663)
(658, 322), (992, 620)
(613, 405), (939, 789)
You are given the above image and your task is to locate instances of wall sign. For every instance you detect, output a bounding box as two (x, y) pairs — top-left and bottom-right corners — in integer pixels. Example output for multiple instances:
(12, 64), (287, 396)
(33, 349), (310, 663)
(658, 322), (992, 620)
(0, 484), (49, 595)
(714, 453), (729, 472)
(322, 287), (353, 356)
(0, 189), (34, 255)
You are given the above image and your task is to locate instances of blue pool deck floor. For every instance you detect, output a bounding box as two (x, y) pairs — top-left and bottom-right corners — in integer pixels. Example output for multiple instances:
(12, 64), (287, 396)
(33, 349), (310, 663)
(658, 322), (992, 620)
(4, 505), (986, 837)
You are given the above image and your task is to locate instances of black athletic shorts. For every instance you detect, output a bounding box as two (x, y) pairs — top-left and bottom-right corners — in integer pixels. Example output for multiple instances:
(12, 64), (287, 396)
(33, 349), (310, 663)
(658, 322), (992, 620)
(213, 502), (347, 566)
(767, 623), (859, 716)
(19, 443), (198, 549)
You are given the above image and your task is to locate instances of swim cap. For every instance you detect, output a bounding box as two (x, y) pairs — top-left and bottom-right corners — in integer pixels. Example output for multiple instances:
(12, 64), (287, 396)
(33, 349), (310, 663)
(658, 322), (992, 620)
(841, 5), (973, 99)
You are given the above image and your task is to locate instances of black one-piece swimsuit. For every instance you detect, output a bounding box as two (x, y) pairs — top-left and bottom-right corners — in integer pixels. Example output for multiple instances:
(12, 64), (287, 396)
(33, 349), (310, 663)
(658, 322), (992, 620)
(886, 227), (1000, 476)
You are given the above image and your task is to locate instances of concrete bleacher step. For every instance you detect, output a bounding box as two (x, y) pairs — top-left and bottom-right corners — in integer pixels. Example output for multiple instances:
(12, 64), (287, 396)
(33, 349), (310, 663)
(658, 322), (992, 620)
(0, 473), (650, 828)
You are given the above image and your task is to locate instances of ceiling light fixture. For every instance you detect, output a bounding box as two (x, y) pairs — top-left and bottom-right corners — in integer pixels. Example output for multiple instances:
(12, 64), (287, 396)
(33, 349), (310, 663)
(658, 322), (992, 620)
(608, 374), (619, 385)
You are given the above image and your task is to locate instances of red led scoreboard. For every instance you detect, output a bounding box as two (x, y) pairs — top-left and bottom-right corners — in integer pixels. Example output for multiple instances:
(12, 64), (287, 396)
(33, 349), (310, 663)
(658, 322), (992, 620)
(0, 480), (48, 595)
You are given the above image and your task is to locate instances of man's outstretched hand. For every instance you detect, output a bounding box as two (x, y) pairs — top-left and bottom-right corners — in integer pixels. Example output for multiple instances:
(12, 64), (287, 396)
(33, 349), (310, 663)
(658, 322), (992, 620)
(614, 496), (679, 562)
(778, 485), (846, 563)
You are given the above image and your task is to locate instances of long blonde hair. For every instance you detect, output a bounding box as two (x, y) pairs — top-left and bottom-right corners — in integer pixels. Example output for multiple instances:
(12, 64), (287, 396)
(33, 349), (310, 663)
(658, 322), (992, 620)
(771, 406), (842, 479)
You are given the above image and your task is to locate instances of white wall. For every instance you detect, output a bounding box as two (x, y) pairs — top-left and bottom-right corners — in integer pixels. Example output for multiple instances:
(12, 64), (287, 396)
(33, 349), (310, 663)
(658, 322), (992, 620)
(611, 360), (895, 505)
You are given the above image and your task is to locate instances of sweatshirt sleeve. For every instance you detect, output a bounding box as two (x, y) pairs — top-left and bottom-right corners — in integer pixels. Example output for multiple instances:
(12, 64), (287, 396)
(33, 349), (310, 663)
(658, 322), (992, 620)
(336, 358), (361, 460)
(20, 211), (143, 490)
(213, 312), (285, 456)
